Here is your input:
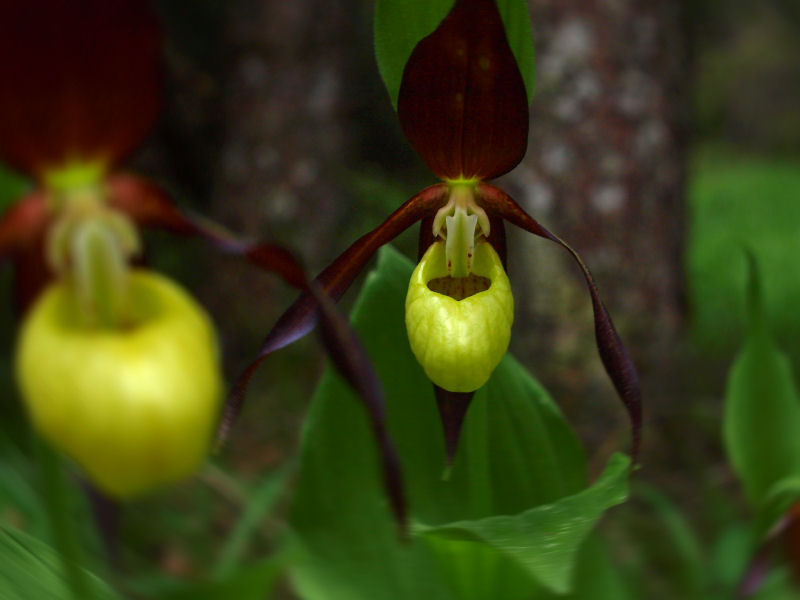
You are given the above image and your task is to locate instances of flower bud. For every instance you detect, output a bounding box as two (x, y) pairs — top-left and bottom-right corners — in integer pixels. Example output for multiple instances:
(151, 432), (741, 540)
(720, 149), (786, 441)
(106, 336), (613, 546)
(16, 270), (222, 498)
(405, 240), (513, 392)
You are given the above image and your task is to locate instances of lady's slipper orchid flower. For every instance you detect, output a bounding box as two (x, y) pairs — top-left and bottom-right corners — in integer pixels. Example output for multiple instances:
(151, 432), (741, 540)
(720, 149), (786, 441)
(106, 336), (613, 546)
(0, 0), (404, 521)
(224, 0), (642, 470)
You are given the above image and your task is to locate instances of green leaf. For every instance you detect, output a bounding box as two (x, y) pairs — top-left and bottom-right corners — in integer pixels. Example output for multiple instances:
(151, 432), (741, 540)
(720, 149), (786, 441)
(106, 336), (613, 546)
(757, 477), (800, 537)
(634, 485), (705, 599)
(374, 0), (535, 108)
(144, 557), (283, 600)
(687, 149), (800, 356)
(288, 246), (627, 599)
(0, 527), (117, 600)
(213, 466), (290, 578)
(561, 534), (633, 600)
(0, 160), (29, 210)
(709, 524), (752, 597)
(416, 453), (630, 594)
(723, 254), (800, 506)
(126, 556), (283, 600)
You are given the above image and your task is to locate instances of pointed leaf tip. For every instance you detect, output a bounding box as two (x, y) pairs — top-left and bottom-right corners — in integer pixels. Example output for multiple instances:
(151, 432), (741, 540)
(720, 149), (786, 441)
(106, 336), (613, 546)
(397, 0), (529, 181)
(0, 1), (162, 177)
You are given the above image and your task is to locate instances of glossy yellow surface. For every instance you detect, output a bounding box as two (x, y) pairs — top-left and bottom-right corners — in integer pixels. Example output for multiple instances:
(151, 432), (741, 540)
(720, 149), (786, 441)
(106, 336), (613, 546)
(16, 270), (222, 498)
(406, 240), (513, 392)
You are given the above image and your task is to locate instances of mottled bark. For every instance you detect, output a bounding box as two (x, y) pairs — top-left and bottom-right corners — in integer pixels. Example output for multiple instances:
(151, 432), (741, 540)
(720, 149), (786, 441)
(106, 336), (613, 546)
(194, 0), (379, 481)
(500, 0), (688, 458)
(201, 0), (372, 364)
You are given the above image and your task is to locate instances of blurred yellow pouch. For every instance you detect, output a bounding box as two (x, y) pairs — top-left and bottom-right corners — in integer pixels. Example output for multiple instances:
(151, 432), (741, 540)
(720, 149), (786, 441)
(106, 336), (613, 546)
(16, 270), (222, 498)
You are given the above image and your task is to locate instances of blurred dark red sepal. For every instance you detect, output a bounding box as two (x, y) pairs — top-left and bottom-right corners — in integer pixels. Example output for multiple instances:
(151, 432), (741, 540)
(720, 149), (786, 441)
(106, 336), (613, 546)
(0, 0), (162, 178)
(397, 0), (529, 181)
(0, 190), (52, 312)
(478, 183), (643, 463)
(106, 174), (305, 288)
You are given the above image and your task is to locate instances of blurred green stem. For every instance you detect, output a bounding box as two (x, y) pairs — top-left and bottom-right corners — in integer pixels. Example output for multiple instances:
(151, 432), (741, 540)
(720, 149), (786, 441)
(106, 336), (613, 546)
(35, 436), (91, 600)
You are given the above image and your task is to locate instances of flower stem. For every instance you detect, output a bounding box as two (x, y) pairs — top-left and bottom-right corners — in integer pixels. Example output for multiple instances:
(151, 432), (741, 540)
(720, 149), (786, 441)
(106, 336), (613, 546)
(35, 436), (92, 600)
(71, 217), (130, 329)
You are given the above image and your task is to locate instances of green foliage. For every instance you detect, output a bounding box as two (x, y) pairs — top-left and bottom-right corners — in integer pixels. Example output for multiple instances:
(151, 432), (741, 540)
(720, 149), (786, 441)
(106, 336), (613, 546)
(723, 255), (800, 508)
(693, 11), (800, 152)
(416, 454), (630, 594)
(212, 467), (290, 579)
(630, 486), (706, 599)
(374, 0), (535, 108)
(687, 149), (800, 356)
(128, 557), (283, 600)
(0, 527), (117, 600)
(288, 246), (628, 598)
(0, 160), (28, 209)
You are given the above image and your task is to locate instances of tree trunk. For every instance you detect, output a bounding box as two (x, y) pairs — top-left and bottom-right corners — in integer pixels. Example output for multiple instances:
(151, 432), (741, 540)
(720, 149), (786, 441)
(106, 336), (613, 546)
(500, 0), (688, 461)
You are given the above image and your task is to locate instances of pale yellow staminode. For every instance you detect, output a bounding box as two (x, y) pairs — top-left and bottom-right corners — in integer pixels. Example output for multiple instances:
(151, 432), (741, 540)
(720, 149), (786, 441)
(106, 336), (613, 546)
(406, 240), (513, 392)
(16, 270), (222, 498)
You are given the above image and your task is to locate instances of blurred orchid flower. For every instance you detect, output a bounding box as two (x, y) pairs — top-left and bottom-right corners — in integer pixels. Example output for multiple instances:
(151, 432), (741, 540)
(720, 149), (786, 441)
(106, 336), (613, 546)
(0, 0), (406, 527)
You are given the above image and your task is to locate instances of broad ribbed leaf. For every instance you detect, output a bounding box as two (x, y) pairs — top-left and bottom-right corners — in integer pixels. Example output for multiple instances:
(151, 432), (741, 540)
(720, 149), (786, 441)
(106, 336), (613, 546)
(289, 246), (625, 598)
(427, 533), (631, 600)
(0, 1), (161, 177)
(397, 0), (529, 180)
(723, 254), (800, 507)
(375, 0), (535, 108)
(416, 454), (630, 594)
(0, 527), (116, 600)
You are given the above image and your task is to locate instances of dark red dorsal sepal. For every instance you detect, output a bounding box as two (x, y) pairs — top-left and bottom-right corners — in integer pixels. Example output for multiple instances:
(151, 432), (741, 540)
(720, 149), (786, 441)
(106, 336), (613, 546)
(397, 0), (529, 181)
(0, 0), (162, 179)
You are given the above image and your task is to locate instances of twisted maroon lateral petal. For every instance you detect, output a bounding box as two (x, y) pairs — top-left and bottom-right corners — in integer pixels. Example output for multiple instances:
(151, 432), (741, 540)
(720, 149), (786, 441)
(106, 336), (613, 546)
(106, 173), (409, 531)
(107, 174), (304, 288)
(0, 190), (53, 312)
(106, 174), (193, 233)
(0, 1), (161, 177)
(487, 213), (508, 271)
(218, 182), (449, 440)
(397, 0), (529, 180)
(478, 183), (643, 463)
